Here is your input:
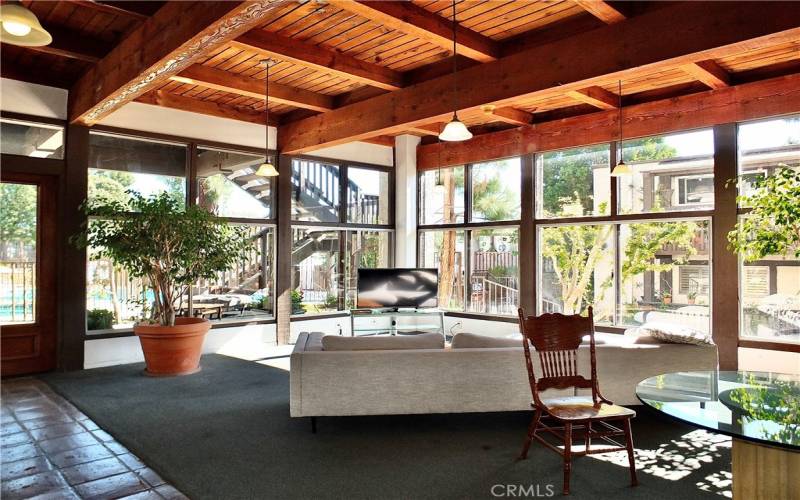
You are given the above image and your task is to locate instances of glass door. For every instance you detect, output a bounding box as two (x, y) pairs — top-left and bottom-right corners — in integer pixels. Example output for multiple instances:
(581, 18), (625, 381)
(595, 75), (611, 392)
(1, 173), (57, 375)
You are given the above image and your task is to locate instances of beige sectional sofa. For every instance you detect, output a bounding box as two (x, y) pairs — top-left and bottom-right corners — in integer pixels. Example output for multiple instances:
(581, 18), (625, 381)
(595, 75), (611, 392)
(289, 331), (718, 418)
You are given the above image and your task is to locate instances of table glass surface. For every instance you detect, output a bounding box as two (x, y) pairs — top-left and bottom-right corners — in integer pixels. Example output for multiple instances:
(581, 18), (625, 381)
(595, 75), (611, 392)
(636, 371), (800, 450)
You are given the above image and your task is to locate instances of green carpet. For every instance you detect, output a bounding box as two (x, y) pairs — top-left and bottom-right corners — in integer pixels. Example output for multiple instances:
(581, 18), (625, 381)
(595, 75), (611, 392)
(41, 354), (732, 499)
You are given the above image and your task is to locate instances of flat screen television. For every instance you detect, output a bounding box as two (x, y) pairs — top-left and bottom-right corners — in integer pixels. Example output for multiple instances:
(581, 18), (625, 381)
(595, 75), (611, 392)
(356, 268), (438, 309)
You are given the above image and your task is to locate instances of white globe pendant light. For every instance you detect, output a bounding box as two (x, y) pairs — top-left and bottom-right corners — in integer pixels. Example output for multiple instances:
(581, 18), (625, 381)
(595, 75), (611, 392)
(438, 0), (471, 142)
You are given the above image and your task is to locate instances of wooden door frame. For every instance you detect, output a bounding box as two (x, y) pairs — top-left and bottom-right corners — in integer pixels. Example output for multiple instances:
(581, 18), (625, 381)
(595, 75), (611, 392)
(1, 171), (59, 375)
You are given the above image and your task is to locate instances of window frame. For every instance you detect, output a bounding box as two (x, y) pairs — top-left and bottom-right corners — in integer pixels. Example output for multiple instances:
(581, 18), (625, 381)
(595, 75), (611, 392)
(84, 127), (280, 336)
(417, 156), (523, 316)
(286, 154), (396, 319)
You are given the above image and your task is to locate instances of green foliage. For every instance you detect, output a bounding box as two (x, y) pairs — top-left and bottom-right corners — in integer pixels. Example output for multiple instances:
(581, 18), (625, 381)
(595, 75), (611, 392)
(291, 290), (306, 315)
(621, 221), (698, 279)
(73, 191), (248, 326)
(471, 161), (519, 221)
(729, 166), (800, 261)
(0, 183), (37, 248)
(88, 170), (134, 204)
(540, 146), (607, 217)
(87, 309), (115, 330)
(541, 223), (613, 317)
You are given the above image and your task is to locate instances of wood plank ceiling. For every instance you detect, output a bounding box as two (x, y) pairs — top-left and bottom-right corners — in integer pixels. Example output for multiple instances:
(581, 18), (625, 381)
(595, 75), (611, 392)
(2, 1), (799, 149)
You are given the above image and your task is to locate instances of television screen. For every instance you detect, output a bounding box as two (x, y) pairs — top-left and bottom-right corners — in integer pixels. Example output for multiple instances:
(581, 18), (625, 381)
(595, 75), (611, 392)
(356, 268), (438, 309)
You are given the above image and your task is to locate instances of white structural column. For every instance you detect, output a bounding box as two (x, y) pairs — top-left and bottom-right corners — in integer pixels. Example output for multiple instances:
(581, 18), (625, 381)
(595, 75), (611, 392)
(394, 134), (421, 267)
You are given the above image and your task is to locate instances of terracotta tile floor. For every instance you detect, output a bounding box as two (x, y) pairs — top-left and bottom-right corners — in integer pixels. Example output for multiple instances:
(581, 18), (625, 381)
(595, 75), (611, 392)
(1, 377), (188, 500)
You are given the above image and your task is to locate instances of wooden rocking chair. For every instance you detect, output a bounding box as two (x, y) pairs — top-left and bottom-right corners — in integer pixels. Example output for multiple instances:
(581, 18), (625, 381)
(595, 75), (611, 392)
(517, 307), (638, 495)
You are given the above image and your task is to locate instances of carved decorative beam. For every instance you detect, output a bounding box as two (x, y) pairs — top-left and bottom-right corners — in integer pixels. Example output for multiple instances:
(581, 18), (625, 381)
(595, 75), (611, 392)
(69, 0), (292, 124)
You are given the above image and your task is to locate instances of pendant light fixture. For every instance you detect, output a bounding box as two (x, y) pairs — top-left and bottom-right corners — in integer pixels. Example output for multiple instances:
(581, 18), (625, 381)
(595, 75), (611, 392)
(0, 3), (52, 47)
(256, 58), (279, 177)
(610, 79), (632, 177)
(438, 0), (472, 142)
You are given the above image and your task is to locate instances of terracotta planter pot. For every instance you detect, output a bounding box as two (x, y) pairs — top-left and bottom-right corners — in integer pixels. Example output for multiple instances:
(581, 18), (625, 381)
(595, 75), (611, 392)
(134, 317), (210, 376)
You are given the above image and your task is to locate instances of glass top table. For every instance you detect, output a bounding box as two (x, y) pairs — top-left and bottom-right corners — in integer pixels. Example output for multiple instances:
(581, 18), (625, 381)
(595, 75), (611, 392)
(636, 370), (800, 451)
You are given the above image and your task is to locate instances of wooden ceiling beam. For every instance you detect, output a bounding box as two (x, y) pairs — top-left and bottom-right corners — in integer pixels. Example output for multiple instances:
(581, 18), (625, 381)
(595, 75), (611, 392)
(406, 123), (444, 136)
(136, 90), (278, 126)
(565, 86), (619, 110)
(233, 30), (403, 91)
(278, 1), (800, 154)
(330, 0), (500, 63)
(67, 0), (162, 21)
(173, 64), (334, 113)
(25, 25), (106, 63)
(681, 60), (731, 89)
(572, 0), (626, 24)
(69, 0), (292, 125)
(360, 136), (395, 147)
(481, 105), (534, 125)
(417, 72), (800, 169)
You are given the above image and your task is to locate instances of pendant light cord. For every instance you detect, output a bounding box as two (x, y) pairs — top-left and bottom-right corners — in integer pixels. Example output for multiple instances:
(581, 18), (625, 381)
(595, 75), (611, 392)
(265, 62), (270, 161)
(618, 79), (622, 163)
(451, 0), (458, 117)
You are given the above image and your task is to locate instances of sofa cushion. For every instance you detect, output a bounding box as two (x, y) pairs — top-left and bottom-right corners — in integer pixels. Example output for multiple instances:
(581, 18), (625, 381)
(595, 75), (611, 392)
(321, 333), (444, 351)
(639, 321), (714, 345)
(451, 332), (523, 349)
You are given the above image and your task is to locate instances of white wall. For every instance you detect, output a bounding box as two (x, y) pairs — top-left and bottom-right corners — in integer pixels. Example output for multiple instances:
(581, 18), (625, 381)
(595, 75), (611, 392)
(394, 134), (420, 266)
(99, 101), (275, 149)
(309, 141), (394, 167)
(0, 78), (68, 119)
(84, 324), (278, 369)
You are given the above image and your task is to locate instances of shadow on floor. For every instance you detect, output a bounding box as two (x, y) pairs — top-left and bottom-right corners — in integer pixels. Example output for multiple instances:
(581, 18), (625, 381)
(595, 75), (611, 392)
(41, 354), (732, 500)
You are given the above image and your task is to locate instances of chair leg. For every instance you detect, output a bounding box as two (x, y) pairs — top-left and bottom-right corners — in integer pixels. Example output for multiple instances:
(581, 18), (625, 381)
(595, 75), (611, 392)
(623, 418), (638, 487)
(585, 421), (592, 454)
(518, 408), (541, 460)
(563, 422), (572, 495)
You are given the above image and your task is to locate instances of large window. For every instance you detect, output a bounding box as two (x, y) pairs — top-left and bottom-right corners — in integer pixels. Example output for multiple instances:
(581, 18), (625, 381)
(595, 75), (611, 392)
(468, 228), (519, 315)
(534, 138), (713, 333)
(618, 129), (715, 214)
(537, 145), (610, 218)
(737, 115), (800, 343)
(538, 224), (615, 323)
(88, 132), (187, 206)
(291, 158), (340, 223)
(419, 230), (466, 311)
(419, 166), (465, 224)
(196, 147), (272, 219)
(290, 157), (394, 316)
(0, 118), (64, 159)
(418, 158), (521, 316)
(471, 158), (521, 222)
(347, 168), (390, 225)
(85, 133), (279, 332)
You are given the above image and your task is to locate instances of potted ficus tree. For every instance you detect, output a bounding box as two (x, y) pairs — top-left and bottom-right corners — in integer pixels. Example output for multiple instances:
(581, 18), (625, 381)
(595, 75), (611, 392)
(74, 192), (248, 376)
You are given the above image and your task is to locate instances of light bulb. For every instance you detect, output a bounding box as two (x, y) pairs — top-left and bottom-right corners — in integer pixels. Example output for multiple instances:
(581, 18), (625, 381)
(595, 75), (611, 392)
(3, 21), (31, 36)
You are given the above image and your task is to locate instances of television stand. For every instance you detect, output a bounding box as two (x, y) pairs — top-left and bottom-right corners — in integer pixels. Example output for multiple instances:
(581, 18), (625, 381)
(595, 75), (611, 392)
(349, 308), (445, 337)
